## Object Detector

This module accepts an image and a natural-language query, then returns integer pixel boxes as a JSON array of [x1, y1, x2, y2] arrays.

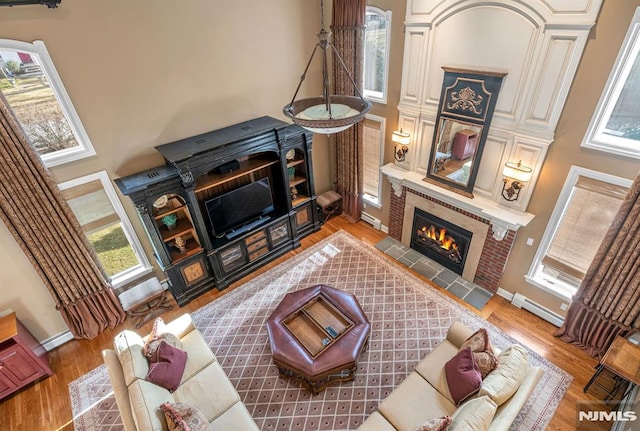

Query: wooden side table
[[0, 311, 53, 400], [584, 336, 640, 400], [118, 277, 173, 328]]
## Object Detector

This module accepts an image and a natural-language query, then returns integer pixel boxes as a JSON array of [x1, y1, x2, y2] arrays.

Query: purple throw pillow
[[444, 347, 482, 405], [146, 340, 187, 392]]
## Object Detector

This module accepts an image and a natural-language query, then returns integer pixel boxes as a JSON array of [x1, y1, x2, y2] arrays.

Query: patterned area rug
[[69, 230, 572, 431]]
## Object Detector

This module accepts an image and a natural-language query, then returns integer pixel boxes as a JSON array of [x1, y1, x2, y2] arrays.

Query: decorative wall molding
[[396, 0, 603, 212]]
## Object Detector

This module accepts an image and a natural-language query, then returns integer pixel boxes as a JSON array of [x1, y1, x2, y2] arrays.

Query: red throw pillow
[[146, 341, 187, 392], [444, 347, 482, 405]]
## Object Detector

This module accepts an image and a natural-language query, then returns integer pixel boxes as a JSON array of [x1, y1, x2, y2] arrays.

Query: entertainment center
[[115, 116, 321, 305]]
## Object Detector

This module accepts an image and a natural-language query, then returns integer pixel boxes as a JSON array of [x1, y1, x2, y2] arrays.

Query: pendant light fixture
[[283, 0, 371, 134]]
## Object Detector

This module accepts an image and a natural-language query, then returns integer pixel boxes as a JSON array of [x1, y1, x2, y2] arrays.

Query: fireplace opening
[[410, 207, 472, 275]]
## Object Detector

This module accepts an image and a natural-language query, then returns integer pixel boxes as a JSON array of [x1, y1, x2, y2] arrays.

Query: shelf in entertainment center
[[289, 176, 307, 187], [169, 240, 202, 262], [287, 159, 305, 168], [195, 158, 279, 193], [153, 204, 186, 220], [292, 195, 310, 207], [158, 219, 195, 242]]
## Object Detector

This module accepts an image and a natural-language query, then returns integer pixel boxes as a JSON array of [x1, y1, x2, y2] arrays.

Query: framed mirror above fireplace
[[424, 67, 507, 197]]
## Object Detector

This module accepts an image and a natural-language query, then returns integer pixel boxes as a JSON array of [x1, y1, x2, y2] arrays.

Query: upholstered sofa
[[357, 321, 544, 431], [102, 314, 259, 431]]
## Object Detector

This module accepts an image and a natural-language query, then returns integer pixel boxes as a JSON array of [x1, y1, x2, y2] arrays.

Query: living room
[[1, 0, 639, 430]]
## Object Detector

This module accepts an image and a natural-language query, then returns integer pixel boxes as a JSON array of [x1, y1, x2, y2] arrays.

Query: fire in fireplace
[[410, 208, 472, 275]]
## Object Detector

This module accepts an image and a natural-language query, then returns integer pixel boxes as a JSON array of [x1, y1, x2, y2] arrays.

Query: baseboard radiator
[[361, 212, 382, 230], [511, 293, 564, 327]]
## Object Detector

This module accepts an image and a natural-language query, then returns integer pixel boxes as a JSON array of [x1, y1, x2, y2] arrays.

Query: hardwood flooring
[[0, 216, 609, 430]]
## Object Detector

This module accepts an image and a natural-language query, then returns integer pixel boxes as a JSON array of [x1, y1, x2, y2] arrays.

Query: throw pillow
[[459, 328, 498, 379], [449, 395, 497, 431], [444, 347, 482, 405], [478, 344, 529, 406], [143, 317, 182, 359], [413, 416, 452, 431], [146, 341, 187, 392], [160, 402, 209, 431]]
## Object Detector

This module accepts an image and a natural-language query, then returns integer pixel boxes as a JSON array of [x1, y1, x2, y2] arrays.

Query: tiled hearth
[[382, 164, 534, 293], [375, 236, 493, 310]]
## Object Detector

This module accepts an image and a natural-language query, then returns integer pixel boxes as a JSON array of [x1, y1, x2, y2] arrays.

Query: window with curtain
[[582, 7, 640, 159], [526, 166, 630, 299], [364, 6, 391, 104], [0, 39, 95, 167], [362, 114, 385, 206], [58, 171, 151, 288]]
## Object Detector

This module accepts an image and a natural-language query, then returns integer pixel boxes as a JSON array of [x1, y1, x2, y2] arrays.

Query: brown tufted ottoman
[[266, 284, 370, 395]]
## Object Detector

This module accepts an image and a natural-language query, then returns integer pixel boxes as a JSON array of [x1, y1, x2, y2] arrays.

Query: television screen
[[205, 177, 274, 237]]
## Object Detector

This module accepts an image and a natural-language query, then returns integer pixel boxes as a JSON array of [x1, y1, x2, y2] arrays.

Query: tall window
[[362, 114, 385, 206], [58, 171, 151, 288], [0, 39, 95, 167], [364, 6, 391, 104], [526, 166, 630, 300], [582, 7, 640, 159]]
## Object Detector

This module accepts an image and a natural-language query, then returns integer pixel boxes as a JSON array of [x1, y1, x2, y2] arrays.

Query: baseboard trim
[[42, 330, 74, 352], [361, 212, 382, 230], [511, 292, 564, 327], [496, 287, 514, 301]]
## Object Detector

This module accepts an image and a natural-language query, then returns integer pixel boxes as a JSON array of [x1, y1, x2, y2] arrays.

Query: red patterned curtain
[[332, 0, 366, 221], [554, 171, 640, 356], [0, 93, 125, 339]]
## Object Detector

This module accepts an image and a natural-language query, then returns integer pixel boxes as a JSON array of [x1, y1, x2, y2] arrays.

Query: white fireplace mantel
[[381, 163, 535, 240]]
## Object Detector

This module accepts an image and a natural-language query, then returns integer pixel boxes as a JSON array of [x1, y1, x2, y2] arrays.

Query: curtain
[[554, 172, 640, 357], [0, 93, 125, 339], [332, 0, 366, 221]]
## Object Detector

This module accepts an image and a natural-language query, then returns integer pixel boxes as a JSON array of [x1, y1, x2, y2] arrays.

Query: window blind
[[362, 118, 382, 199], [543, 176, 626, 281]]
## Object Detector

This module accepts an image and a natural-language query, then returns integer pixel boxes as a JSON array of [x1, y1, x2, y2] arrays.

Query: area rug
[[69, 230, 572, 431]]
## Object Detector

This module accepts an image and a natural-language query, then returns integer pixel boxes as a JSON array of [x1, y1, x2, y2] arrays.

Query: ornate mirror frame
[[424, 67, 506, 197]]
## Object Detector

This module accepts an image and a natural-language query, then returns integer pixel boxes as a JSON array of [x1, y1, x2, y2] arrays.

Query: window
[[526, 166, 630, 300], [582, 7, 640, 158], [0, 39, 95, 167], [362, 114, 385, 206], [58, 171, 151, 288], [364, 6, 391, 104]]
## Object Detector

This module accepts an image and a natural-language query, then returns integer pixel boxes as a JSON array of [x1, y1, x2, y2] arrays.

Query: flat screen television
[[205, 177, 274, 238]]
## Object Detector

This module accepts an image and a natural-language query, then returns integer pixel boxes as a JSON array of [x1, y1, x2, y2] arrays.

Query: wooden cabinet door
[[0, 345, 45, 385], [0, 368, 18, 398]]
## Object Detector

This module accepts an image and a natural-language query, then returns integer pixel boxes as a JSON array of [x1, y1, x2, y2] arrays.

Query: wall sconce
[[502, 160, 533, 201], [393, 129, 410, 162]]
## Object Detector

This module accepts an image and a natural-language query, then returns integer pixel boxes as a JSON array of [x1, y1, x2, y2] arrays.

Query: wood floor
[[0, 216, 609, 430]]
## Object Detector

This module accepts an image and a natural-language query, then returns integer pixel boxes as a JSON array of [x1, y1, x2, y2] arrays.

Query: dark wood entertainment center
[[115, 116, 321, 305]]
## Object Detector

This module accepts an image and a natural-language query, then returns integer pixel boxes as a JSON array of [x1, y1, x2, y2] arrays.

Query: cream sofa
[[357, 322, 544, 431], [102, 314, 259, 431]]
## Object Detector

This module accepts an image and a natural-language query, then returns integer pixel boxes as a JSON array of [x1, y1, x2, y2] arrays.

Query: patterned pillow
[[460, 328, 498, 379], [413, 415, 452, 431], [160, 402, 209, 431], [143, 317, 182, 359]]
